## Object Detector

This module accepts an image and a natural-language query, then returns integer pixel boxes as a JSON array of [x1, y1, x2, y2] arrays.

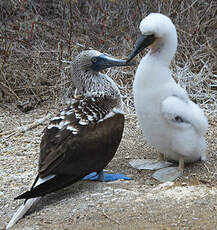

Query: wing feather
[[161, 96, 208, 135], [38, 96, 124, 178]]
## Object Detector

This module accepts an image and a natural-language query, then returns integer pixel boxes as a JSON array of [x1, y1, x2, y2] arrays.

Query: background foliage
[[0, 0, 216, 112]]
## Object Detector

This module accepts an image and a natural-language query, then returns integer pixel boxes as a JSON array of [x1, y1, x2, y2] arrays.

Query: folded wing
[[16, 96, 124, 199], [161, 95, 208, 135]]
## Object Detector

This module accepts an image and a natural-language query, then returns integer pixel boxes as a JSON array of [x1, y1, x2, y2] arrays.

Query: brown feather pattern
[[39, 95, 124, 178]]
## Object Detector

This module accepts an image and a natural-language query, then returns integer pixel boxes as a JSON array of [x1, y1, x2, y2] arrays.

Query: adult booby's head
[[70, 50, 134, 97], [127, 13, 177, 64], [73, 50, 132, 72]]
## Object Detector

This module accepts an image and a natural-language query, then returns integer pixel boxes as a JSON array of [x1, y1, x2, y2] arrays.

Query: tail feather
[[15, 174, 84, 199], [7, 173, 84, 228], [6, 174, 53, 228], [6, 197, 41, 229]]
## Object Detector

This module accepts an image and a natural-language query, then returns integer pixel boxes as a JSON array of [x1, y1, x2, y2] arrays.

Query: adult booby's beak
[[127, 34, 156, 62], [91, 54, 135, 71]]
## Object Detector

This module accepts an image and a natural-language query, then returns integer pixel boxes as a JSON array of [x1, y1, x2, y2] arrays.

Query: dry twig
[[0, 113, 52, 139]]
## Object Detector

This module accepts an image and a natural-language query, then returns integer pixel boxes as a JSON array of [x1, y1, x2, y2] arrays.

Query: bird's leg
[[81, 170, 131, 182], [152, 155, 184, 182], [178, 155, 184, 172], [97, 170, 105, 181], [158, 153, 165, 161]]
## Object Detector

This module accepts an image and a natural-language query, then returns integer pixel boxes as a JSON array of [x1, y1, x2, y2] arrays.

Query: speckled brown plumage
[[14, 50, 129, 199], [39, 96, 124, 179]]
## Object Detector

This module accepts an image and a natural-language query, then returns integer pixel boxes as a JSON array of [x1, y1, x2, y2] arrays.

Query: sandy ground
[[0, 104, 217, 230]]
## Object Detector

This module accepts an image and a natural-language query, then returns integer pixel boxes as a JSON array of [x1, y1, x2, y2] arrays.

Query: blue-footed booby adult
[[6, 50, 133, 229], [127, 13, 208, 182]]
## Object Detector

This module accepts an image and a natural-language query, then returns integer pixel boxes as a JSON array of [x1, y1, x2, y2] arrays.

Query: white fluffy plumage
[[133, 13, 208, 163]]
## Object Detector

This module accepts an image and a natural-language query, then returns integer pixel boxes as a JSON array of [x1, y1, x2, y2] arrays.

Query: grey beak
[[127, 34, 156, 62], [91, 54, 135, 71]]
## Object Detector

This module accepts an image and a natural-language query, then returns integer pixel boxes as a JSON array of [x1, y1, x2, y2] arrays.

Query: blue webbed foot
[[82, 171, 131, 182]]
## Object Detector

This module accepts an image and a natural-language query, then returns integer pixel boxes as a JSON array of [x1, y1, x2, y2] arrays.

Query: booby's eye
[[91, 57, 97, 63], [149, 34, 155, 38]]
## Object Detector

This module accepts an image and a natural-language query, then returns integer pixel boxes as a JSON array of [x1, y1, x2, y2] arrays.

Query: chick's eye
[[92, 57, 97, 63], [149, 34, 155, 38]]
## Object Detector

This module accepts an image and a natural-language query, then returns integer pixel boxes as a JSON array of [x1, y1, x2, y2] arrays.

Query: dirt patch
[[0, 104, 217, 229]]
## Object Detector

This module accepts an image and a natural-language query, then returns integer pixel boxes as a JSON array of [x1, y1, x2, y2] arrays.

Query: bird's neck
[[71, 68, 121, 100], [134, 34, 177, 90], [148, 32, 177, 66]]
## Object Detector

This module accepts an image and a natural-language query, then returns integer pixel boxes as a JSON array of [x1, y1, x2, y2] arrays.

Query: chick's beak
[[127, 34, 156, 62]]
